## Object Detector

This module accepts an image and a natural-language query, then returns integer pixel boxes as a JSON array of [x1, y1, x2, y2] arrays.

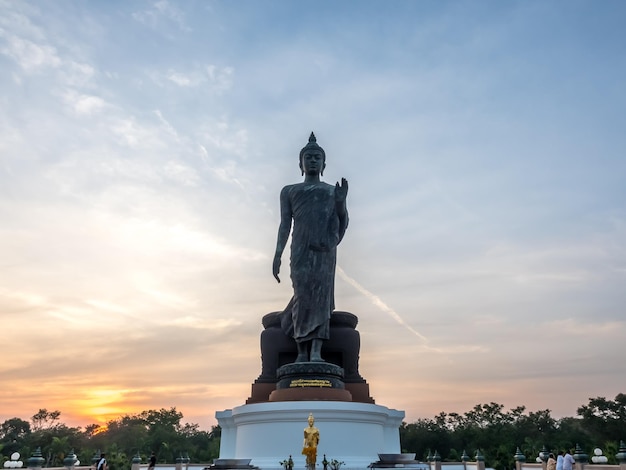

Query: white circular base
[[216, 401, 405, 469]]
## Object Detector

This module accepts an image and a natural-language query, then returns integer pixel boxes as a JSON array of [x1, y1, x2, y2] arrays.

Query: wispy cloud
[[148, 65, 234, 93], [0, 31, 61, 70], [63, 90, 108, 115], [132, 0, 191, 33], [337, 265, 429, 342], [337, 265, 486, 355]]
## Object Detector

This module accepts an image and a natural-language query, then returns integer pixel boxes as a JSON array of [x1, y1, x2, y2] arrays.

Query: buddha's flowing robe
[[279, 181, 347, 343]]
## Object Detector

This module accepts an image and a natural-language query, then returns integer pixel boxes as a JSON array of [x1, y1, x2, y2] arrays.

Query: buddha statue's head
[[299, 132, 326, 176]]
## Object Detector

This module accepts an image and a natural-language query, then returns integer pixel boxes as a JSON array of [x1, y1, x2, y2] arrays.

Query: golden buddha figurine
[[302, 413, 320, 469]]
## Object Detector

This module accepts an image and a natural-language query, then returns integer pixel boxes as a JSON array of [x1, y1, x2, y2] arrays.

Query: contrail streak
[[336, 265, 429, 343]]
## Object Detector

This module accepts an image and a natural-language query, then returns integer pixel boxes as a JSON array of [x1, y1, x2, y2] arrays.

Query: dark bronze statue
[[272, 132, 349, 362]]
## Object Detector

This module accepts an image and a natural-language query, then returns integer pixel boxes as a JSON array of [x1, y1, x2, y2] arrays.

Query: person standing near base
[[556, 451, 564, 470], [96, 453, 106, 470], [563, 449, 576, 470], [547, 453, 557, 470]]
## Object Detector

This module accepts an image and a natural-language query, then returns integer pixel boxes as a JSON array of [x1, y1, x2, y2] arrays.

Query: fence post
[[514, 447, 526, 470], [540, 446, 550, 470], [63, 450, 78, 470], [461, 450, 470, 470], [433, 450, 442, 470], [574, 443, 588, 470], [615, 441, 626, 470], [26, 448, 45, 470], [475, 449, 485, 470]]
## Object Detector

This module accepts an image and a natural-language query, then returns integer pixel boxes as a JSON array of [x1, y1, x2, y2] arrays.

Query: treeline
[[0, 408, 220, 470], [400, 394, 626, 470], [1, 395, 624, 470]]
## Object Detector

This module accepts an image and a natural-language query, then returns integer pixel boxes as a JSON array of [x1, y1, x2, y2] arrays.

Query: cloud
[[150, 64, 234, 93], [205, 65, 234, 93], [63, 90, 108, 115], [337, 266, 489, 355], [337, 266, 429, 342], [111, 117, 163, 149], [0, 31, 61, 71], [166, 316, 242, 330], [132, 0, 191, 33], [163, 160, 200, 186], [544, 318, 625, 338], [167, 70, 194, 87], [62, 61, 97, 87], [198, 121, 248, 158]]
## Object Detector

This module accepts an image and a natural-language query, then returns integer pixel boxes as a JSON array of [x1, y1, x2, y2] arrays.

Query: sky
[[1, 0, 625, 431]]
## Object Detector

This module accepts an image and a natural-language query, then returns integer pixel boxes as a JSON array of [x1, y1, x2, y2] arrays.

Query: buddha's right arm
[[275, 188, 292, 258], [275, 220, 291, 258]]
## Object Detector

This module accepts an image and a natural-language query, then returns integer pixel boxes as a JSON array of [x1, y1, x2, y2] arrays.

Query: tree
[[399, 403, 562, 470], [577, 394, 626, 444], [0, 418, 31, 441], [47, 436, 69, 467], [31, 409, 61, 431], [84, 424, 101, 438], [1, 409, 220, 466]]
